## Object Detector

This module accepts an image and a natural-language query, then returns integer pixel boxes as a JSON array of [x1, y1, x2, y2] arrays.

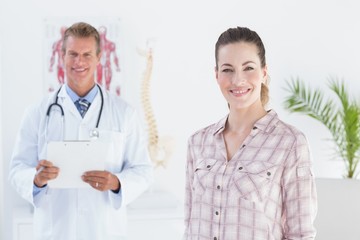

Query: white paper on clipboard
[[47, 141, 113, 188]]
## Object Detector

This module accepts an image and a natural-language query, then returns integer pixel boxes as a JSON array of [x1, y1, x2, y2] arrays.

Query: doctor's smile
[[72, 67, 88, 72]]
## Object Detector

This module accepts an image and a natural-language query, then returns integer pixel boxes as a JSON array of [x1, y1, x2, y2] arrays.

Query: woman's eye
[[244, 66, 254, 71], [222, 69, 233, 73]]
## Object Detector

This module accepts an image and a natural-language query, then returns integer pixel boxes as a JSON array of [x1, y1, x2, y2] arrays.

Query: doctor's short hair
[[61, 22, 101, 55]]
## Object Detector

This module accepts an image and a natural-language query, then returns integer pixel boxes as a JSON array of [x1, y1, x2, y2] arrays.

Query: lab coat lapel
[[57, 86, 81, 119], [58, 85, 103, 123]]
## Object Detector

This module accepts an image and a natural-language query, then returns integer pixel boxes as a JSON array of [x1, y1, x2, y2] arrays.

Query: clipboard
[[47, 141, 112, 188]]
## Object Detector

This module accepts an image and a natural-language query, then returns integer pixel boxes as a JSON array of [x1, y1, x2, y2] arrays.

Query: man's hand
[[82, 171, 121, 192], [34, 160, 60, 187]]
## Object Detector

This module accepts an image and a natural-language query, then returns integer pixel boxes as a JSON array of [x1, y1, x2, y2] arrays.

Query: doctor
[[9, 22, 153, 240]]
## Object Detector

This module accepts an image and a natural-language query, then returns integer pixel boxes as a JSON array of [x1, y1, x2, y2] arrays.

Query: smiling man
[[9, 22, 153, 240]]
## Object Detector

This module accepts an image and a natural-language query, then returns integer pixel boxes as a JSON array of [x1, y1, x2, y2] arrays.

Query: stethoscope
[[46, 84, 104, 140]]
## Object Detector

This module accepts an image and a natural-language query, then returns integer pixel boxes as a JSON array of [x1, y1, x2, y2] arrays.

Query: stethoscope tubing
[[46, 87, 64, 117], [96, 85, 104, 129]]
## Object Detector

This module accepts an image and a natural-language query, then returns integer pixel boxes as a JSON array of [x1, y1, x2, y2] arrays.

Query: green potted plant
[[283, 77, 360, 178]]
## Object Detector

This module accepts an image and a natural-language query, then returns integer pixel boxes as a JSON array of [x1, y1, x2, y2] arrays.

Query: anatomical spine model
[[138, 43, 174, 168]]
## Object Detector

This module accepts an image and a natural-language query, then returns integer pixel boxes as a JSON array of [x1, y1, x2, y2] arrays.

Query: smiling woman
[[184, 26, 317, 240], [216, 42, 267, 123]]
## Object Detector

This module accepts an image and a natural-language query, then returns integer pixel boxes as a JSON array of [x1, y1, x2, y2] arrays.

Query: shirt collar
[[212, 109, 279, 135], [65, 84, 98, 103], [212, 116, 227, 135]]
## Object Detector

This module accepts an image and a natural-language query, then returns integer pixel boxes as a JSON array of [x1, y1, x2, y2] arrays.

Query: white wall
[[0, 39, 4, 239], [1, 0, 360, 239]]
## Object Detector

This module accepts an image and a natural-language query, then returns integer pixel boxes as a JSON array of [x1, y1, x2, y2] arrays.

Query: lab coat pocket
[[98, 130, 125, 172], [232, 161, 277, 201], [107, 205, 127, 236], [33, 195, 53, 240], [192, 158, 217, 196]]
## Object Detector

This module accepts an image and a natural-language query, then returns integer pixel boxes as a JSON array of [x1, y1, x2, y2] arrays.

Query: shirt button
[[215, 211, 219, 215], [207, 165, 211, 168], [267, 172, 271, 176], [217, 185, 220, 190], [242, 144, 246, 148], [238, 167, 243, 170], [253, 126, 257, 130], [214, 237, 217, 240]]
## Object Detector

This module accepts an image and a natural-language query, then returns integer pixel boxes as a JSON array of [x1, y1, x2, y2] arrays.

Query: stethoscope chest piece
[[90, 128, 100, 139]]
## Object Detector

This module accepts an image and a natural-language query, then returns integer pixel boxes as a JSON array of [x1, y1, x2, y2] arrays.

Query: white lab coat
[[9, 85, 153, 240]]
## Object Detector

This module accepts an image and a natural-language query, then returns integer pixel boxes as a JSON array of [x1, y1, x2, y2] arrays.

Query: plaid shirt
[[184, 110, 317, 240]]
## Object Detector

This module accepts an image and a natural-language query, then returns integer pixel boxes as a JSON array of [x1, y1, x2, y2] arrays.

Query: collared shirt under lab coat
[[9, 85, 153, 240]]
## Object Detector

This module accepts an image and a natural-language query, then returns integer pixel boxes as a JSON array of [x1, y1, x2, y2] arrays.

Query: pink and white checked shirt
[[184, 110, 317, 240]]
